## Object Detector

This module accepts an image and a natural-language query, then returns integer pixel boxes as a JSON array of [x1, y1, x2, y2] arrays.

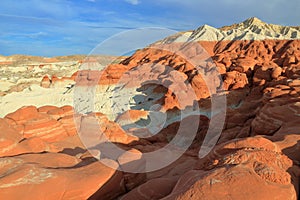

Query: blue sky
[[0, 0, 299, 56]]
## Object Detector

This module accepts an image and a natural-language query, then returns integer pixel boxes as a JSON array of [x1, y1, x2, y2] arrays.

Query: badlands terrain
[[0, 17, 300, 199]]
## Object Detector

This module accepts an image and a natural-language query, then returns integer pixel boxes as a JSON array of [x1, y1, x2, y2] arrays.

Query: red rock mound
[[3, 34, 300, 199], [163, 137, 296, 200]]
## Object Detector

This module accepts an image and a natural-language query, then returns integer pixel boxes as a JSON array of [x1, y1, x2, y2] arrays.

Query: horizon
[[1, 0, 300, 57]]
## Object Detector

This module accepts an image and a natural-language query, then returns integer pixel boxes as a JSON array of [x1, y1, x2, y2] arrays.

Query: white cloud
[[125, 0, 140, 5]]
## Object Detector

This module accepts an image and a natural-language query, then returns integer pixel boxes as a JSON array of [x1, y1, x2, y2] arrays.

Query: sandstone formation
[[0, 18, 300, 199]]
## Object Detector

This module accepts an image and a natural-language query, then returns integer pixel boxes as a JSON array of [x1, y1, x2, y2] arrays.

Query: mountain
[[159, 17, 300, 43]]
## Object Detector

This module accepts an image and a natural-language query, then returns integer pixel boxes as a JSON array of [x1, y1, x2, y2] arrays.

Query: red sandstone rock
[[37, 105, 58, 113], [223, 71, 248, 90], [166, 137, 296, 200], [5, 106, 39, 124], [233, 57, 257, 72], [22, 113, 68, 142], [121, 177, 177, 200], [59, 115, 77, 136], [3, 34, 300, 200], [0, 119, 22, 157], [164, 166, 295, 200], [40, 75, 51, 88], [0, 156, 125, 200], [4, 106, 73, 142]]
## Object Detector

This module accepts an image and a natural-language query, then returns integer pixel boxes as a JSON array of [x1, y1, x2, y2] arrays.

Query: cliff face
[[0, 18, 300, 199]]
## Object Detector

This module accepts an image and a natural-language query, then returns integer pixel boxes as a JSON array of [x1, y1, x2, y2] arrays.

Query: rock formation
[[0, 17, 300, 199]]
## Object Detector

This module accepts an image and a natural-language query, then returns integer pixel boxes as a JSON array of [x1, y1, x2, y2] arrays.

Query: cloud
[[124, 0, 140, 5], [10, 32, 48, 39]]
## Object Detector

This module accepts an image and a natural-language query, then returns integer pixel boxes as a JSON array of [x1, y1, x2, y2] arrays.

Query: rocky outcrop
[[1, 18, 300, 200], [0, 155, 125, 200], [163, 137, 296, 200]]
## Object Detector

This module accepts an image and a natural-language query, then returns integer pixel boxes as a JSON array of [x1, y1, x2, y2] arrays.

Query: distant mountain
[[158, 17, 300, 43]]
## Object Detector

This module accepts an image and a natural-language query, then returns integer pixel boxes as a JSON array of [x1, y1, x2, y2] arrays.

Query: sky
[[0, 0, 299, 56]]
